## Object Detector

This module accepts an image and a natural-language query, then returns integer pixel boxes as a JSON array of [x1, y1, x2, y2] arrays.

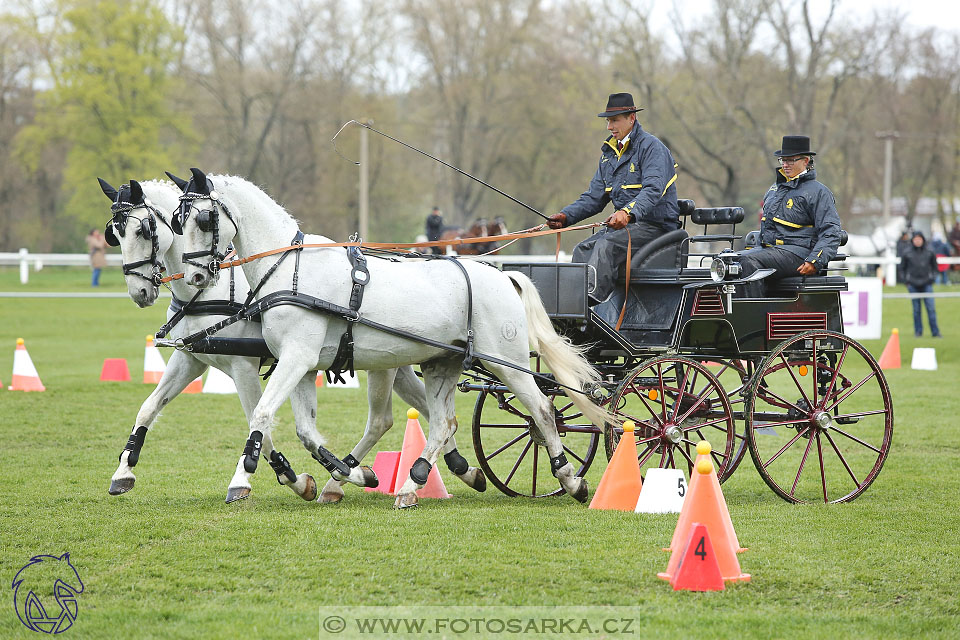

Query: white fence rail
[[3, 248, 960, 284]]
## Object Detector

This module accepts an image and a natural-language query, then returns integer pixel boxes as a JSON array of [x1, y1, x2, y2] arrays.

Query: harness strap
[[327, 244, 370, 385], [244, 230, 304, 306], [171, 290, 591, 398], [441, 256, 476, 369], [156, 289, 204, 339]]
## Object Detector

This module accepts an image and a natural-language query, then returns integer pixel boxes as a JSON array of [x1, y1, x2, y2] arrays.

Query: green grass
[[1, 266, 959, 639]]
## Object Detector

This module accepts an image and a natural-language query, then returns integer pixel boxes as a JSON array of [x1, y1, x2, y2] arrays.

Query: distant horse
[[438, 216, 508, 255]]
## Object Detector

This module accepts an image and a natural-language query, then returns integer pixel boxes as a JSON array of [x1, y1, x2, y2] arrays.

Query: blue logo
[[12, 553, 84, 634]]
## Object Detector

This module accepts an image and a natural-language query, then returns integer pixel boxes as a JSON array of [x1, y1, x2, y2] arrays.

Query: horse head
[[170, 167, 238, 289], [98, 177, 175, 307]]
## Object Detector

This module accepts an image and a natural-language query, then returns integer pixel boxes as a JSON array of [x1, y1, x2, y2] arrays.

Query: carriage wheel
[[699, 358, 752, 477], [471, 389, 602, 497], [605, 356, 737, 482], [745, 330, 893, 503]]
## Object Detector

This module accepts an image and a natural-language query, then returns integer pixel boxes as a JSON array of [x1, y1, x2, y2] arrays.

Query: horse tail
[[505, 271, 617, 430]]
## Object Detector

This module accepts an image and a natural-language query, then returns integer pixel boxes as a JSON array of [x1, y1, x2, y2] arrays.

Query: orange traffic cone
[[100, 358, 131, 382], [315, 371, 324, 388], [364, 451, 402, 494], [660, 459, 750, 583], [667, 441, 744, 553], [143, 335, 166, 383], [589, 420, 643, 510], [183, 376, 203, 394], [878, 328, 901, 370], [661, 522, 725, 591], [391, 408, 451, 498], [9, 338, 45, 391]]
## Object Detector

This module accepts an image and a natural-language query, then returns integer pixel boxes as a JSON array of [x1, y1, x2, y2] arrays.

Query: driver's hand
[[546, 213, 567, 229], [605, 209, 631, 230], [797, 261, 817, 276]]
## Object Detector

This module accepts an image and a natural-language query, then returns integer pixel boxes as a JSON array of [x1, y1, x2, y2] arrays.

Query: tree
[[15, 0, 192, 246]]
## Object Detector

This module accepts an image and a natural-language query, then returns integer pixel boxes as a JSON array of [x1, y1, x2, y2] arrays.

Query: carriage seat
[[619, 228, 690, 281]]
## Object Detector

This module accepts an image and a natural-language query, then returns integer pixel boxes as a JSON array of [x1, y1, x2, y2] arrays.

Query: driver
[[738, 135, 843, 296], [547, 92, 680, 304]]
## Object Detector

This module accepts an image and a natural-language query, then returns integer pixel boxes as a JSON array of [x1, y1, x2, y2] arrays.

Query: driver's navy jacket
[[759, 168, 843, 268], [561, 121, 680, 229]]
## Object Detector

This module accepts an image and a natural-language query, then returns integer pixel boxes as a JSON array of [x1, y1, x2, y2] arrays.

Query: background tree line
[[1, 0, 958, 253]]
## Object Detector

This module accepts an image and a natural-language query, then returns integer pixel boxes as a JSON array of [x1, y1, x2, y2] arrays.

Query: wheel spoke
[[675, 385, 714, 424], [531, 445, 539, 495], [756, 384, 809, 415], [816, 432, 828, 503], [676, 445, 695, 470], [670, 363, 693, 420], [822, 344, 849, 406], [503, 439, 533, 486], [562, 444, 586, 466], [823, 430, 861, 486], [637, 443, 658, 468], [751, 416, 812, 429], [657, 363, 669, 423], [826, 370, 878, 412], [790, 432, 816, 497], [832, 409, 889, 421], [485, 432, 528, 461], [681, 437, 730, 460], [632, 385, 664, 426], [678, 415, 729, 431], [809, 338, 819, 409], [762, 427, 811, 469], [829, 426, 882, 453], [779, 352, 813, 409]]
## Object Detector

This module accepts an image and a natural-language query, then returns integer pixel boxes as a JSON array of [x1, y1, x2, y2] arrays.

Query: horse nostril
[[139, 288, 148, 299]]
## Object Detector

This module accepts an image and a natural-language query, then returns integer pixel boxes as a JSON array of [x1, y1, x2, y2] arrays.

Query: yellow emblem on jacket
[[630, 162, 635, 172], [786, 198, 793, 209]]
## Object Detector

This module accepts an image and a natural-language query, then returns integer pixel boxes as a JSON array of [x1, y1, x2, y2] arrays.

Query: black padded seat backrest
[[691, 207, 744, 226], [839, 229, 848, 246], [627, 228, 690, 271], [678, 199, 696, 215]]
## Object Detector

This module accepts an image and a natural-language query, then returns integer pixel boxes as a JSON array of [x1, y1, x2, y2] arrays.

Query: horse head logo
[[12, 553, 84, 634]]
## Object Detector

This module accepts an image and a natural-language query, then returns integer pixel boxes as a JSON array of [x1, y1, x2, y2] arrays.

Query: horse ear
[[165, 171, 189, 191], [98, 177, 118, 201], [129, 180, 144, 204], [189, 168, 209, 194]]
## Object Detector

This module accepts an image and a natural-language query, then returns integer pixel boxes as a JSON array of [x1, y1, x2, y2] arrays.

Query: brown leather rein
[[159, 222, 604, 284]]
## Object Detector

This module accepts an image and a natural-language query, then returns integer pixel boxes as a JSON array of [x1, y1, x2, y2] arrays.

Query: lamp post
[[358, 118, 372, 241], [877, 131, 899, 285]]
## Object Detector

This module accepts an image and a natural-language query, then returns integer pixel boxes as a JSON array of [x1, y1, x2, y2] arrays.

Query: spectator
[[425, 206, 444, 255], [895, 229, 912, 284], [900, 231, 941, 337], [930, 233, 952, 285], [85, 228, 107, 287]]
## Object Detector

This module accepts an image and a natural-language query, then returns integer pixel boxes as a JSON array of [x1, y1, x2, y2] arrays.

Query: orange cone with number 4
[[589, 420, 643, 510], [660, 458, 749, 583], [878, 328, 901, 370], [662, 523, 725, 591], [9, 338, 45, 391]]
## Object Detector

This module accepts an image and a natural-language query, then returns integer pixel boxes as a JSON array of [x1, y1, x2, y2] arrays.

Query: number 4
[[695, 536, 707, 561]]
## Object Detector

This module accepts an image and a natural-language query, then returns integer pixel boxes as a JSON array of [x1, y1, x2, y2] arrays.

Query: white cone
[[634, 468, 687, 514], [911, 347, 938, 370], [324, 370, 359, 388], [202, 366, 238, 394], [9, 338, 45, 391], [143, 336, 166, 383]]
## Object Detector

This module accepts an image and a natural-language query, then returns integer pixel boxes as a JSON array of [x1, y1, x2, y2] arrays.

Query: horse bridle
[[105, 198, 173, 288], [173, 189, 237, 279]]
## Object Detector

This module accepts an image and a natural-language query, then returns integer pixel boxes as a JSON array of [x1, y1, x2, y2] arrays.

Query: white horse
[[98, 178, 460, 504], [173, 168, 613, 508]]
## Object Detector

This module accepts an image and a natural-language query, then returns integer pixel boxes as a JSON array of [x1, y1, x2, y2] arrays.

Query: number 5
[[678, 477, 686, 497]]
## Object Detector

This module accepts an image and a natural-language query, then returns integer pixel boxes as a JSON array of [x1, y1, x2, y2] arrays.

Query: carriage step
[[834, 416, 860, 425]]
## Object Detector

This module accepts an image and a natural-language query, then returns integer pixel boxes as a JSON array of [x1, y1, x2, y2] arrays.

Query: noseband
[[174, 190, 237, 279], [106, 199, 172, 288]]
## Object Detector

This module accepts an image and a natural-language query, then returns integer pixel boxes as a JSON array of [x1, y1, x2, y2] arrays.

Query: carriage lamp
[[710, 250, 743, 282]]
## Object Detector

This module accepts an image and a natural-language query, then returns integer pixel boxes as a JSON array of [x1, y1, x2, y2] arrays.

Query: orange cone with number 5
[[589, 420, 643, 511], [659, 458, 749, 583]]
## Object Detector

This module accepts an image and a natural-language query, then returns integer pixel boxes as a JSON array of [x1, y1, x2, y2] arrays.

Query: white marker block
[[910, 347, 938, 371], [202, 367, 238, 394], [635, 468, 687, 514]]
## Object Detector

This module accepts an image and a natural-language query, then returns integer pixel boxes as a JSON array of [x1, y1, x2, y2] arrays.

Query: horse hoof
[[225, 486, 251, 503], [299, 474, 318, 501], [360, 466, 379, 488], [458, 467, 487, 493], [318, 490, 344, 504], [108, 477, 135, 495], [393, 493, 419, 510], [571, 478, 589, 504]]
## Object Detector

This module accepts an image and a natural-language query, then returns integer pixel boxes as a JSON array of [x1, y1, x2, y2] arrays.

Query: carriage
[[462, 199, 893, 504]]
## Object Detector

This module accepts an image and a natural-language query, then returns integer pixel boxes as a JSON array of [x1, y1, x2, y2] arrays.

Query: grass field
[[1, 266, 959, 639]]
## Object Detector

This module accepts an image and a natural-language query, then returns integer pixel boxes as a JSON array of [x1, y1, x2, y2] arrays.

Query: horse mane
[[209, 174, 301, 227]]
